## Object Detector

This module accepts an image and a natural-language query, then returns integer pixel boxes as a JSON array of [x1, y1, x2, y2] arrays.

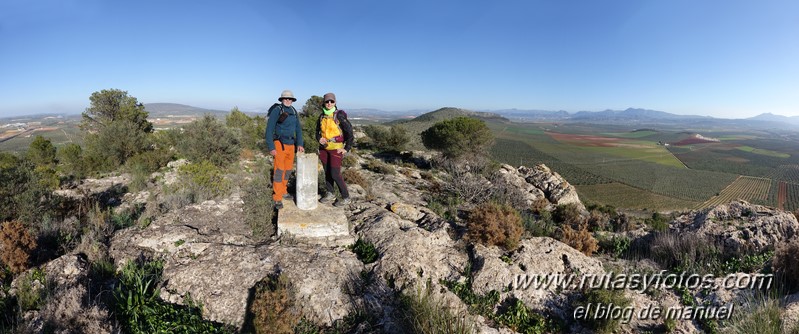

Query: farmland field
[[576, 182, 699, 212], [488, 120, 799, 211], [697, 176, 771, 209]]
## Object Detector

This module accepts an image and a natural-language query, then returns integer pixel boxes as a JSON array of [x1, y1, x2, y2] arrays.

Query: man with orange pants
[[265, 90, 305, 210]]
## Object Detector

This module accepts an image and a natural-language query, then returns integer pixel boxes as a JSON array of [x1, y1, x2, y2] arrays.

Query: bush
[[553, 203, 585, 227], [350, 239, 379, 264], [467, 203, 523, 250], [397, 281, 475, 334], [720, 293, 785, 334], [342, 168, 368, 187], [26, 135, 56, 167], [363, 125, 410, 152], [341, 153, 359, 168], [0, 221, 37, 274], [226, 107, 266, 151], [177, 114, 241, 167], [648, 232, 722, 274], [421, 117, 494, 159], [365, 159, 395, 175], [81, 89, 153, 171], [250, 274, 300, 334], [57, 143, 87, 179], [114, 259, 230, 333], [242, 162, 275, 240], [17, 268, 48, 312], [175, 161, 231, 202], [559, 222, 599, 256], [645, 212, 670, 232], [773, 239, 799, 293], [574, 288, 631, 334]]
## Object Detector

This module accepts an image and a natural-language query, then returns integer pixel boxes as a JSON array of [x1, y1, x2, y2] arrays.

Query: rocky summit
[[8, 151, 799, 333]]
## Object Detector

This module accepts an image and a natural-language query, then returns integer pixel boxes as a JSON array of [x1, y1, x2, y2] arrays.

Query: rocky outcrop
[[498, 164, 585, 211], [11, 254, 119, 334], [672, 200, 799, 256], [471, 238, 605, 317]]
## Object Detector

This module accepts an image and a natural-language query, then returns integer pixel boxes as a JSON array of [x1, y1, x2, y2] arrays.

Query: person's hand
[[297, 146, 305, 153], [269, 149, 277, 156], [319, 138, 327, 145], [336, 148, 347, 154]]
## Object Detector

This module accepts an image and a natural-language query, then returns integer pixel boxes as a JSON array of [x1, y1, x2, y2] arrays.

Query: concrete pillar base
[[277, 199, 354, 247]]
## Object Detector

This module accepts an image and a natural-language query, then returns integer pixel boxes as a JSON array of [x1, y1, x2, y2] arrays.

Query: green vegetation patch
[[736, 145, 790, 158], [576, 183, 699, 211], [601, 130, 658, 138]]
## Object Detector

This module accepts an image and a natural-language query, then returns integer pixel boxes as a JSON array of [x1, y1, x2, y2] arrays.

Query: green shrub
[[26, 135, 56, 167], [421, 117, 493, 159], [114, 259, 230, 333], [242, 161, 275, 240], [177, 114, 240, 167], [552, 203, 585, 227], [226, 107, 266, 151], [397, 281, 475, 334], [176, 160, 231, 202], [250, 274, 300, 334], [342, 154, 359, 168], [721, 293, 783, 334], [342, 168, 369, 188], [522, 210, 557, 238], [350, 239, 379, 264], [363, 125, 410, 152], [81, 89, 153, 171], [365, 159, 395, 175], [649, 232, 722, 274], [496, 298, 560, 334], [467, 202, 523, 251], [645, 212, 670, 232], [574, 288, 631, 334], [17, 268, 47, 311]]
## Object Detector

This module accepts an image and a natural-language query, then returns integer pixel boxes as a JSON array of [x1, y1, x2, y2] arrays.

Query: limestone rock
[[673, 200, 799, 256], [264, 245, 364, 326], [471, 238, 605, 317], [497, 164, 585, 211], [518, 164, 585, 210]]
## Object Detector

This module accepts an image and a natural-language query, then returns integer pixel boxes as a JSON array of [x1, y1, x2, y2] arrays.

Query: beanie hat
[[323, 92, 336, 102], [279, 90, 297, 102]]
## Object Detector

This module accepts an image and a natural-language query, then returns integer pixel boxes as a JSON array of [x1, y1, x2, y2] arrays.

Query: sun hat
[[279, 90, 297, 102], [323, 92, 336, 103]]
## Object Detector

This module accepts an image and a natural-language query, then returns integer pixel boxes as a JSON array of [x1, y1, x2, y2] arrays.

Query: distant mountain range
[[143, 103, 228, 117], [136, 103, 798, 131]]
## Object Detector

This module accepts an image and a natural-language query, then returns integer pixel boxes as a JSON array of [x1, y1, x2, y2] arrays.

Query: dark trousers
[[319, 149, 349, 198]]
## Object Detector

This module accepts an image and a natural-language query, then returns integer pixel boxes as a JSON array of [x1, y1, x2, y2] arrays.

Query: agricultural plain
[[489, 121, 799, 212]]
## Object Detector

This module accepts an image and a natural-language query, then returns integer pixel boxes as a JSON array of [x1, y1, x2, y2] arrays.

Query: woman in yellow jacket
[[316, 93, 354, 207]]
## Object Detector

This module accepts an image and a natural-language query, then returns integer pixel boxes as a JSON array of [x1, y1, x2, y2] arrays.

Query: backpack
[[268, 103, 294, 124]]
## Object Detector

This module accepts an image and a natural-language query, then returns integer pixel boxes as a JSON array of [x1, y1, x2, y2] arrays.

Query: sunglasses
[[324, 100, 335, 104]]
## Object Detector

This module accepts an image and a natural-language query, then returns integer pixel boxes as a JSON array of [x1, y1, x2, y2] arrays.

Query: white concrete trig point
[[277, 153, 353, 246]]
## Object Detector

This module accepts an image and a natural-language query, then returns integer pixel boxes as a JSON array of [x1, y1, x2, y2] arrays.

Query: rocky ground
[[8, 151, 799, 333]]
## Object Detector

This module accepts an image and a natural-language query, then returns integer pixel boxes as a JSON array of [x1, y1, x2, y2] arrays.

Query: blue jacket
[[265, 103, 304, 151]]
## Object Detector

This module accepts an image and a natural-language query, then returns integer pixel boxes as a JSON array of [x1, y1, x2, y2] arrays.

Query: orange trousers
[[272, 140, 295, 201]]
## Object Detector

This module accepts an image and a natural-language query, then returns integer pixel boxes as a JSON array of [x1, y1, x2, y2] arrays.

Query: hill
[[144, 103, 228, 117], [386, 107, 509, 150]]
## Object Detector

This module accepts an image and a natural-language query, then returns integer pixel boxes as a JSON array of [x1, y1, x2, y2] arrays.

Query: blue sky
[[1, 0, 797, 118]]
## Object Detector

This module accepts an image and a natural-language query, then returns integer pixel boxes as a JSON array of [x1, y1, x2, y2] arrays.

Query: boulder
[[673, 200, 799, 256]]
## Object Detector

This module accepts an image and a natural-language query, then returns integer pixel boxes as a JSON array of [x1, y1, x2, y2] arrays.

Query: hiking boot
[[333, 197, 351, 207], [274, 201, 283, 210], [320, 192, 336, 204], [283, 193, 293, 200]]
